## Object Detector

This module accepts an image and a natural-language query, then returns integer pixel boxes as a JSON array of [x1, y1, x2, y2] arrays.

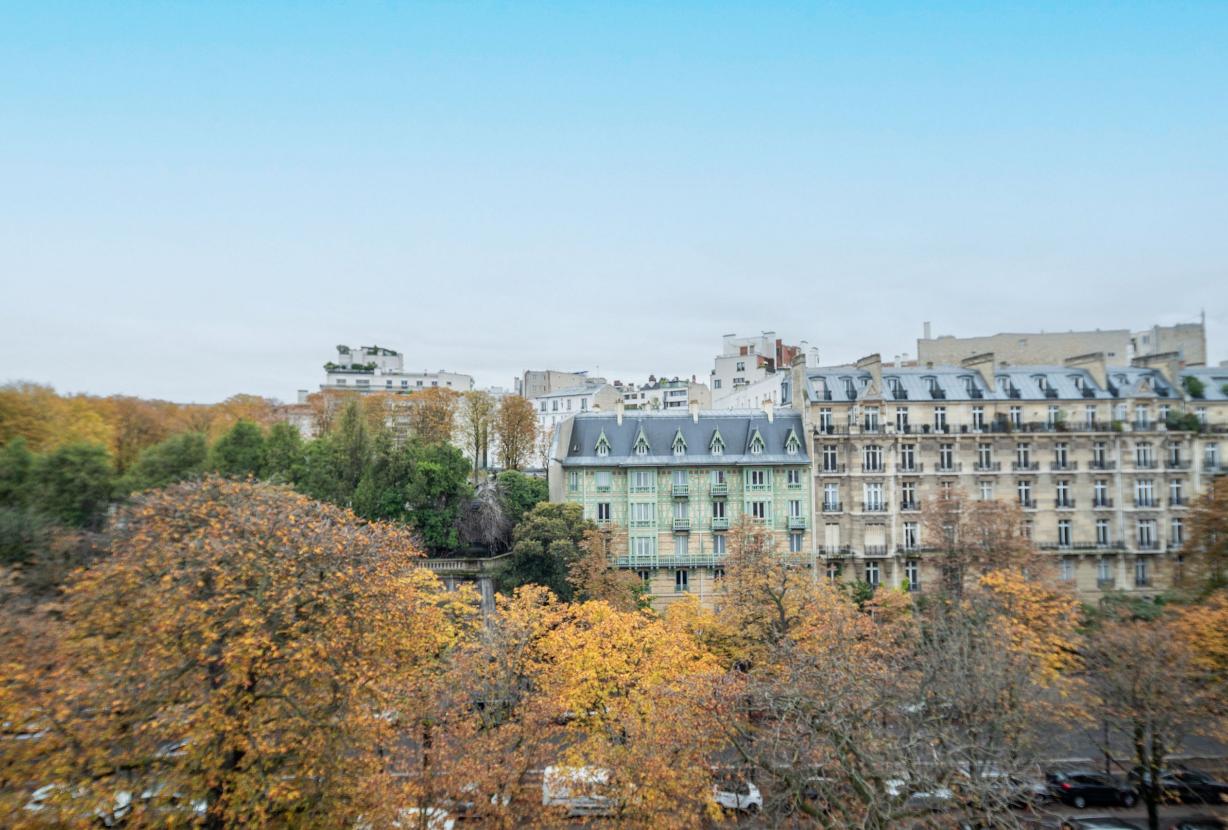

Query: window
[[1057, 520, 1071, 548], [630, 502, 656, 525], [595, 433, 611, 457], [823, 483, 840, 510], [674, 533, 688, 556], [736, 361, 745, 372], [1085, 405, 1097, 427], [1135, 558, 1150, 587], [979, 480, 993, 501], [672, 469, 687, 488], [789, 499, 802, 518], [977, 443, 992, 469], [673, 435, 686, 456], [896, 407, 910, 432], [1097, 558, 1112, 583], [1056, 480, 1070, 507], [1009, 406, 1022, 428], [749, 432, 764, 454], [712, 499, 726, 519], [863, 445, 883, 471], [1136, 442, 1153, 467], [900, 444, 916, 471], [1093, 479, 1108, 506], [1054, 443, 1068, 468], [674, 570, 689, 592], [565, 399, 572, 411], [901, 481, 917, 508], [787, 469, 801, 487], [934, 407, 947, 431], [712, 379, 721, 390], [1137, 519, 1156, 548], [1092, 441, 1107, 467], [904, 559, 920, 590], [595, 471, 613, 491], [1047, 405, 1060, 427], [1016, 443, 1031, 468], [597, 503, 611, 522], [903, 522, 918, 549], [1169, 479, 1183, 506], [631, 536, 656, 561], [637, 569, 651, 584], [863, 482, 884, 511], [1060, 558, 1074, 581], [1096, 519, 1110, 547], [938, 443, 954, 471], [552, 400, 558, 412], [785, 432, 801, 455], [750, 501, 768, 520], [826, 562, 840, 581], [972, 406, 984, 431], [1197, 407, 1208, 425], [749, 469, 767, 488], [819, 408, 833, 432], [1135, 479, 1155, 507], [1171, 517, 1184, 548], [1168, 443, 1182, 466], [1206, 443, 1220, 469], [864, 407, 880, 432], [1017, 479, 1033, 507], [822, 444, 839, 471], [789, 532, 803, 553], [568, 471, 579, 491], [713, 534, 726, 555], [1135, 406, 1150, 429], [713, 566, 725, 580], [630, 470, 654, 491], [711, 469, 726, 486], [865, 561, 880, 587]]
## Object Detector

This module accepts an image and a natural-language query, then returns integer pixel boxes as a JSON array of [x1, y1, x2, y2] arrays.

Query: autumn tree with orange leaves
[[0, 478, 476, 830]]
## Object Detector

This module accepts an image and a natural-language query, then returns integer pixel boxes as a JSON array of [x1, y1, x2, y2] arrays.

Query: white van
[[541, 766, 616, 817]]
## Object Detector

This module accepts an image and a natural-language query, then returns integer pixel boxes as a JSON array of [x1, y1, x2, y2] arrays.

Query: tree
[[263, 422, 306, 483], [209, 420, 267, 478], [2, 478, 477, 829], [27, 443, 115, 530], [922, 494, 1039, 596], [120, 431, 208, 493], [103, 395, 175, 473], [496, 502, 592, 599], [408, 387, 459, 446], [298, 401, 374, 506], [456, 479, 512, 552], [0, 438, 34, 507], [457, 391, 495, 482], [568, 524, 642, 610], [496, 469, 548, 527], [1180, 478, 1228, 592], [494, 395, 536, 471], [1083, 616, 1215, 830], [403, 441, 472, 554]]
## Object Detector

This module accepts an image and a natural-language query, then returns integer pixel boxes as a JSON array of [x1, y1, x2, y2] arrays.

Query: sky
[[1, 1, 1226, 403]]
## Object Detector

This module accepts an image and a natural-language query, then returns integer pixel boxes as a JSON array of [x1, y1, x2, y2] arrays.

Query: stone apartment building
[[786, 351, 1228, 598], [549, 402, 811, 609]]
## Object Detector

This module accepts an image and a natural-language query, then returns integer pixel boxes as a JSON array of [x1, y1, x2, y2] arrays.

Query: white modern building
[[321, 345, 474, 394], [710, 332, 818, 408], [619, 376, 712, 411]]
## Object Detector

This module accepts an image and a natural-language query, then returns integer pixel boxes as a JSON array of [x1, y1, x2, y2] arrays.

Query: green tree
[[351, 432, 415, 522], [0, 438, 34, 507], [496, 502, 593, 600], [496, 470, 548, 528], [299, 401, 374, 506], [264, 422, 306, 483], [404, 441, 472, 553], [28, 443, 115, 530], [121, 432, 208, 493], [209, 420, 267, 478]]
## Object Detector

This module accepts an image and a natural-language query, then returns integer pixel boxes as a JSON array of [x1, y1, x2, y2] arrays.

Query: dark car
[[1130, 768, 1228, 805], [1047, 771, 1137, 809], [1166, 818, 1226, 830], [1059, 819, 1142, 830]]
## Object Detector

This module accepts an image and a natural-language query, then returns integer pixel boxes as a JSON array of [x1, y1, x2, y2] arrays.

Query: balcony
[[1089, 460, 1116, 470], [898, 462, 923, 474], [1135, 540, 1160, 551], [935, 461, 962, 473], [672, 517, 691, 532], [862, 463, 885, 473], [820, 463, 847, 475], [710, 482, 728, 497], [864, 545, 891, 557], [900, 500, 921, 512], [1050, 461, 1078, 471], [1097, 578, 1116, 590], [1134, 499, 1159, 509], [1093, 498, 1114, 508], [819, 545, 852, 558], [1012, 461, 1040, 472], [1134, 459, 1158, 470], [821, 501, 843, 513], [629, 518, 657, 529], [1019, 498, 1037, 509], [1055, 498, 1076, 509], [1166, 460, 1191, 470], [974, 462, 1001, 472], [787, 516, 807, 530], [671, 483, 689, 498], [629, 484, 655, 494], [595, 484, 612, 493], [711, 516, 730, 530], [1168, 497, 1187, 508], [859, 501, 889, 513]]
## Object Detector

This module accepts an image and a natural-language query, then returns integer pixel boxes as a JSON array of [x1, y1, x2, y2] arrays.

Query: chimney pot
[[615, 398, 624, 426]]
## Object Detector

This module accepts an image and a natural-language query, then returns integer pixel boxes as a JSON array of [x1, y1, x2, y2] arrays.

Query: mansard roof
[[563, 411, 808, 467]]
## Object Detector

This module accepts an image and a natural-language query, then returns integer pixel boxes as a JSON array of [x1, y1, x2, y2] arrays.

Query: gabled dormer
[[710, 429, 725, 456], [784, 428, 801, 456], [672, 428, 687, 456], [633, 425, 651, 456], [748, 428, 765, 456], [594, 430, 611, 458]]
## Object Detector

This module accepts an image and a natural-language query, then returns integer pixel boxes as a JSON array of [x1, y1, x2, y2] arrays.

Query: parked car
[[541, 766, 616, 817], [1128, 768, 1228, 805], [1166, 817, 1227, 830], [1047, 771, 1137, 809], [713, 780, 761, 813], [885, 777, 955, 812], [1059, 819, 1143, 830]]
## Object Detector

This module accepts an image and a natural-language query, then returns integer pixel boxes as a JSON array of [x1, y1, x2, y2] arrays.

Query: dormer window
[[785, 429, 801, 456], [749, 430, 765, 455], [710, 430, 725, 456], [1071, 375, 1084, 391], [595, 431, 611, 458], [633, 428, 650, 456], [672, 429, 687, 457]]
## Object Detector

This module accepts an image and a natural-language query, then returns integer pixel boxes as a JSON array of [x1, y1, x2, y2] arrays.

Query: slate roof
[[562, 411, 807, 467], [1180, 367, 1228, 402], [803, 364, 1194, 404]]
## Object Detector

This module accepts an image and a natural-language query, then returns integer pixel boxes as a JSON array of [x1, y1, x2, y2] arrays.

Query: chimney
[[923, 321, 932, 340], [960, 352, 996, 389], [854, 353, 882, 391], [689, 400, 700, 423], [1131, 351, 1183, 386], [762, 399, 775, 423], [297, 389, 309, 404], [615, 398, 624, 426], [1065, 352, 1109, 390]]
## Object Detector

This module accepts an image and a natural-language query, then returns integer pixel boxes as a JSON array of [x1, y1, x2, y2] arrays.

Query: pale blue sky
[[1, 2, 1225, 402]]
